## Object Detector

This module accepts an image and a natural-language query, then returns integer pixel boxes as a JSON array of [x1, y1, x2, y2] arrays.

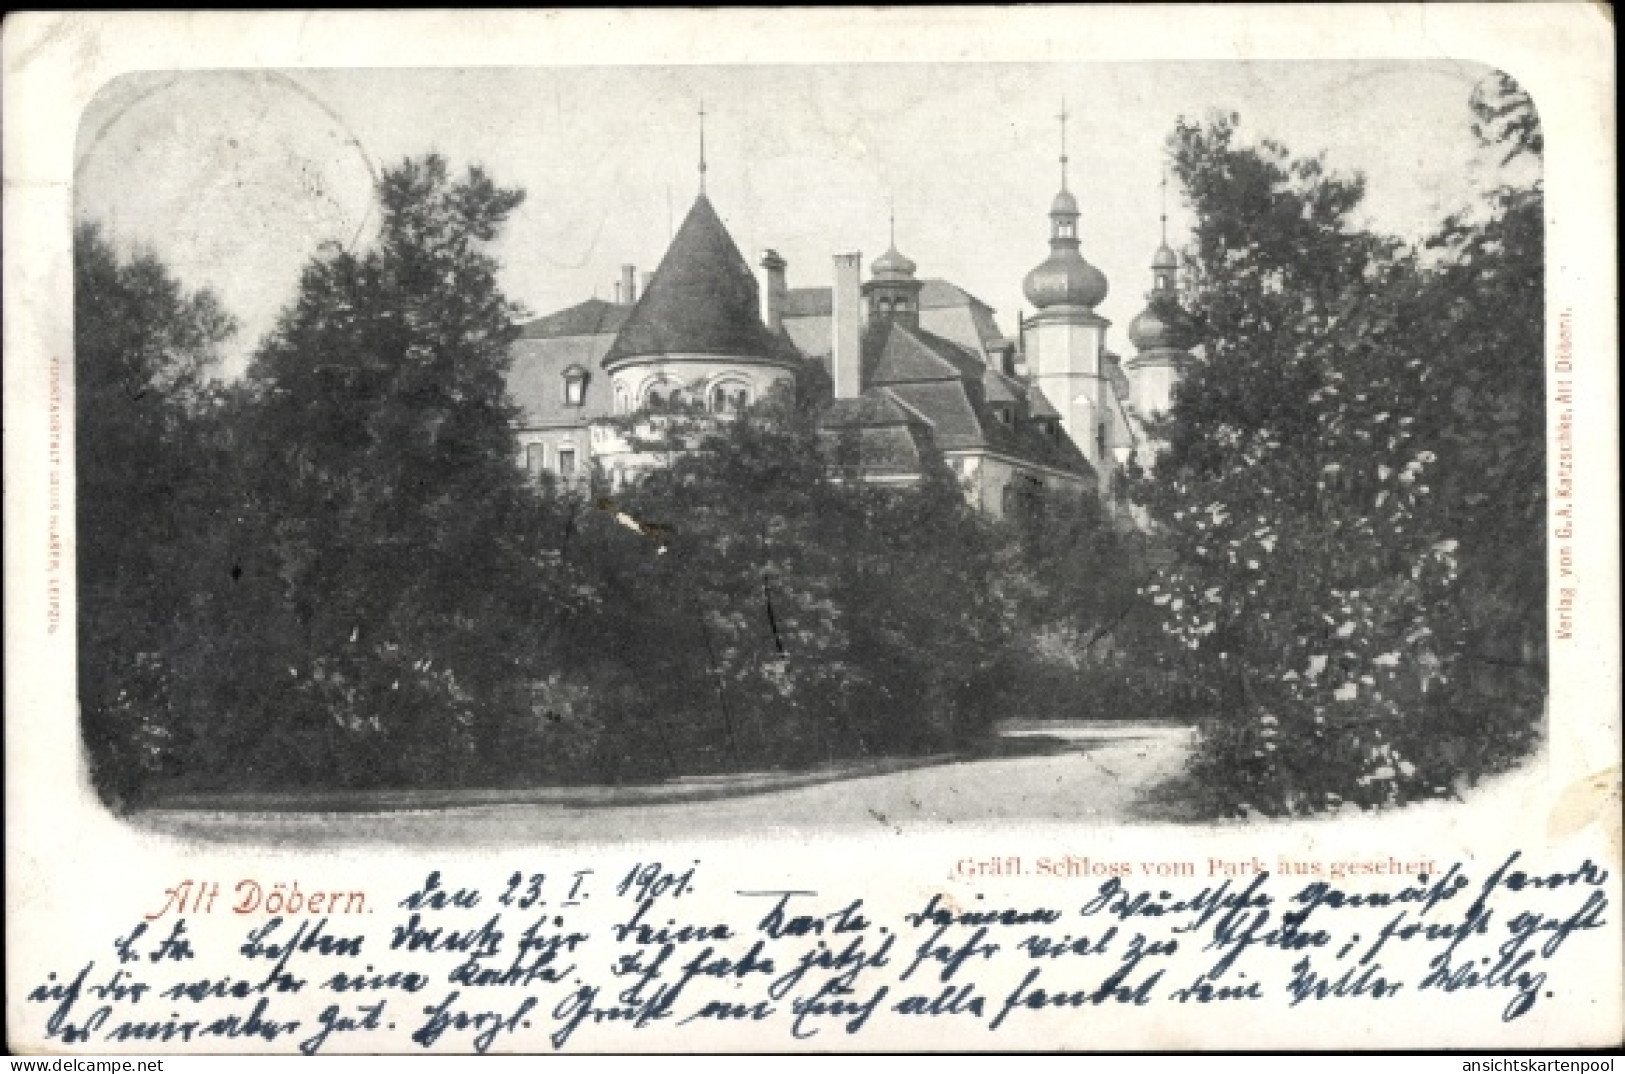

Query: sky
[[74, 61, 1527, 377]]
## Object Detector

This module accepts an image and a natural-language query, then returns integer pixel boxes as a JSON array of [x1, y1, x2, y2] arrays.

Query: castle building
[[506, 112, 1195, 519]]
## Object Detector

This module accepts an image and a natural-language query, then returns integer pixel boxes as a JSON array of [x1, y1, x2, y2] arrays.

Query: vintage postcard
[[5, 7, 1619, 1054]]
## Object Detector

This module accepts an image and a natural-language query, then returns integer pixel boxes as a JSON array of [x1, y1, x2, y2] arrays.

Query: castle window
[[710, 383, 750, 413], [525, 443, 546, 475], [647, 388, 664, 409], [557, 448, 577, 478], [1096, 422, 1108, 459], [563, 365, 588, 406]]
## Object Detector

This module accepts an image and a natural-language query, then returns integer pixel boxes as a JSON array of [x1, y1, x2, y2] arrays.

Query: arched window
[[710, 382, 751, 413], [647, 389, 664, 409], [563, 365, 588, 406], [614, 384, 630, 414]]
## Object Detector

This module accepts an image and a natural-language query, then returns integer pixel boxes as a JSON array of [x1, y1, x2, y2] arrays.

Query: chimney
[[613, 280, 623, 304], [621, 264, 638, 305], [641, 270, 654, 295], [832, 252, 864, 400], [760, 249, 788, 332]]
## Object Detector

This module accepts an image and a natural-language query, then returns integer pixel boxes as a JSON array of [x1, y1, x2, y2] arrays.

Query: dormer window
[[563, 365, 588, 407]]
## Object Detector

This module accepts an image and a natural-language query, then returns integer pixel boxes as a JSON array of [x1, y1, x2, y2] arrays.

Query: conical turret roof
[[603, 194, 801, 368]]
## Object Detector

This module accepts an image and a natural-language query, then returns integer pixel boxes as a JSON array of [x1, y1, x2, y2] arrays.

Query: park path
[[135, 720, 1197, 848]]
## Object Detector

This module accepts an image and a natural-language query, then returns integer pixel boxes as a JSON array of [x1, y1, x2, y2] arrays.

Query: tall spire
[[1025, 95, 1105, 311], [1057, 98, 1070, 190], [1159, 164, 1169, 244], [698, 100, 708, 194]]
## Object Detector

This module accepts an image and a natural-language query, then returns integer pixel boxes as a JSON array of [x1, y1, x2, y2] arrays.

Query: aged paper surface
[[5, 6, 1619, 1053]]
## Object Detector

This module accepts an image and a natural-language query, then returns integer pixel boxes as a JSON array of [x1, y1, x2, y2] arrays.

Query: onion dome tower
[[863, 207, 924, 330], [1022, 184, 1108, 312], [1125, 169, 1197, 422], [1021, 101, 1113, 476]]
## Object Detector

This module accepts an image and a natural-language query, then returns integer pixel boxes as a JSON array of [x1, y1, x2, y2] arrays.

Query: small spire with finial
[[1160, 164, 1168, 244], [1057, 98, 1070, 190], [698, 100, 708, 194], [888, 196, 896, 248]]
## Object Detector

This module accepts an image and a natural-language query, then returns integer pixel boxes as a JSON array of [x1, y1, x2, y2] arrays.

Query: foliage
[[75, 153, 1167, 803], [556, 391, 1024, 779], [190, 155, 589, 791], [1134, 89, 1544, 816], [75, 222, 238, 805]]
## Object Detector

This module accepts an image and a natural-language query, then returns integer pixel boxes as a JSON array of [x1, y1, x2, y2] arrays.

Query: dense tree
[[1134, 83, 1544, 815], [1410, 72, 1546, 775], [75, 222, 237, 805], [553, 390, 1025, 779], [223, 155, 587, 788]]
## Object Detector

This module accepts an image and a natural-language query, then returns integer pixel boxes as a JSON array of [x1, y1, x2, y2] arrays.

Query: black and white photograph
[[72, 59, 1548, 838], [7, 7, 1618, 1055]]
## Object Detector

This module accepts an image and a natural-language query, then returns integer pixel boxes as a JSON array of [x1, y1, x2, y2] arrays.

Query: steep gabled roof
[[864, 321, 984, 386], [782, 287, 832, 317], [918, 278, 992, 311], [983, 365, 1023, 404], [822, 391, 929, 429], [820, 390, 937, 477], [1025, 383, 1062, 421], [515, 298, 630, 340], [883, 381, 987, 449], [603, 195, 801, 368]]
